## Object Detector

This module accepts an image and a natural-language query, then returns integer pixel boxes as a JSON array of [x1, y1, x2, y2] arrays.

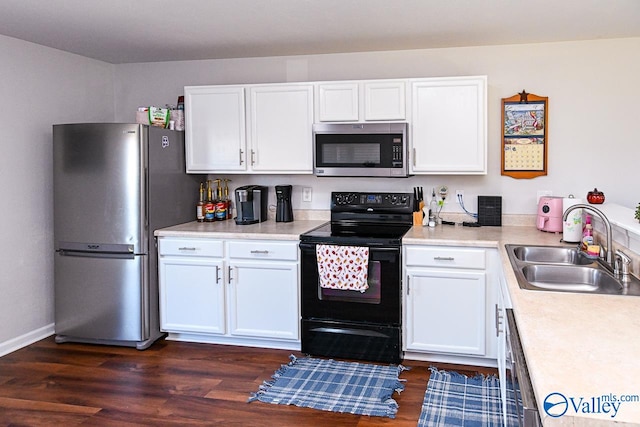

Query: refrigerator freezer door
[[54, 250, 148, 341], [53, 123, 148, 254]]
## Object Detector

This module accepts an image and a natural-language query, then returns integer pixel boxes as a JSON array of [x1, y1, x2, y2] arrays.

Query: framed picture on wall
[[501, 91, 548, 179]]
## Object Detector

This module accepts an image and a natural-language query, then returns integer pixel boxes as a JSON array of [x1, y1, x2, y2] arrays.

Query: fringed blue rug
[[418, 367, 520, 427], [248, 355, 408, 418]]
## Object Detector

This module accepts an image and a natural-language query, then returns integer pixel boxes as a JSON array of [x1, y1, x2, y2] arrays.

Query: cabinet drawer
[[158, 238, 223, 257], [405, 246, 486, 269], [228, 240, 298, 261]]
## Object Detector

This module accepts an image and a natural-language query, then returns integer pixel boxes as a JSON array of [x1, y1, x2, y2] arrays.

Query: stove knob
[[390, 195, 398, 204]]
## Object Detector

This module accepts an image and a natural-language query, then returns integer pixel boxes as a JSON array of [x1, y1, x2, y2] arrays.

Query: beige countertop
[[156, 219, 640, 425], [406, 224, 640, 426], [154, 219, 327, 241]]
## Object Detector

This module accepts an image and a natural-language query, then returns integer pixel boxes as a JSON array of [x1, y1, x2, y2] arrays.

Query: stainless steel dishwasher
[[506, 309, 542, 427]]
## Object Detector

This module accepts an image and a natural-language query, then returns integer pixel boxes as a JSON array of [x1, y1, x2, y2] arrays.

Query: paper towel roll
[[563, 197, 583, 243]]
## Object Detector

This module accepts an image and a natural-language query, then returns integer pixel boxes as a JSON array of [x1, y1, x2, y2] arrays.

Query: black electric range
[[299, 191, 414, 363]]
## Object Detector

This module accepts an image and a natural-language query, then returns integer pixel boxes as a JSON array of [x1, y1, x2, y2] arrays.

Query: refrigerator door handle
[[57, 241, 135, 259], [58, 250, 135, 260]]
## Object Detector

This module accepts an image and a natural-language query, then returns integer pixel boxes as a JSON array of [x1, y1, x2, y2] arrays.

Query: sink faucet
[[615, 249, 632, 284], [562, 204, 612, 266]]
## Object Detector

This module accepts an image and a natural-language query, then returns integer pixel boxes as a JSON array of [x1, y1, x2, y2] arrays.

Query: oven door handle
[[308, 326, 389, 338], [299, 242, 399, 253]]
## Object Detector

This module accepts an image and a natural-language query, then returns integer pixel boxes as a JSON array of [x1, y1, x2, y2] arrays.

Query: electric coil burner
[[299, 191, 414, 363]]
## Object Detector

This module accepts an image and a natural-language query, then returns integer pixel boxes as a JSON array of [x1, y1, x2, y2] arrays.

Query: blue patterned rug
[[418, 367, 520, 426], [248, 355, 408, 418]]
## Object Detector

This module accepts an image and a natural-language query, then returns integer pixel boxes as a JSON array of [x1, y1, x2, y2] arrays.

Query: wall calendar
[[501, 91, 548, 179]]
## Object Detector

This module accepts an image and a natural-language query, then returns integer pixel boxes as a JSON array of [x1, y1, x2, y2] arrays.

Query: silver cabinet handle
[[434, 256, 455, 261], [406, 275, 410, 296], [228, 266, 233, 283], [250, 149, 256, 165], [239, 149, 244, 165], [178, 247, 196, 251], [215, 265, 221, 284], [250, 250, 269, 254], [412, 148, 416, 167], [495, 304, 504, 337]]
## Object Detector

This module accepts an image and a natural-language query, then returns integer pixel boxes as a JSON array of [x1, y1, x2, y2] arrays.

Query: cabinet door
[[410, 77, 486, 174], [249, 85, 314, 173], [159, 257, 225, 334], [364, 81, 406, 121], [405, 268, 486, 355], [317, 83, 359, 122], [227, 260, 299, 340], [184, 86, 247, 173]]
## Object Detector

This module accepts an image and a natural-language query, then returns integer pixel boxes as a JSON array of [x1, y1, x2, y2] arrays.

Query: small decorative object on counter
[[204, 180, 215, 222], [586, 188, 605, 204], [428, 188, 438, 227], [635, 202, 640, 223], [214, 179, 227, 221], [196, 182, 205, 222], [224, 179, 233, 220]]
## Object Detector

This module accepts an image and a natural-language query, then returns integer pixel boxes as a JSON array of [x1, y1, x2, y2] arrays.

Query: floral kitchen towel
[[316, 244, 369, 292]]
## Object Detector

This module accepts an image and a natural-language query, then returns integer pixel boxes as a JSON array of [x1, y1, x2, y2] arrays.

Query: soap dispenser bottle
[[581, 214, 593, 250]]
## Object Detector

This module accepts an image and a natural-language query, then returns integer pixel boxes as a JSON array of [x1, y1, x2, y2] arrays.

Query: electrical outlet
[[456, 190, 464, 199], [302, 187, 312, 202]]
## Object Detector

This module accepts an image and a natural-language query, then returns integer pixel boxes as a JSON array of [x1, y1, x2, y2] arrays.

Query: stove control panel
[[332, 192, 413, 209]]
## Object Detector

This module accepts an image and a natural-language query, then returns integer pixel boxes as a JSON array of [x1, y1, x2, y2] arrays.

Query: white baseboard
[[0, 324, 55, 357]]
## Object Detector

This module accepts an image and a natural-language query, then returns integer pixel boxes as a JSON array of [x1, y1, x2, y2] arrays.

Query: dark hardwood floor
[[0, 337, 496, 426]]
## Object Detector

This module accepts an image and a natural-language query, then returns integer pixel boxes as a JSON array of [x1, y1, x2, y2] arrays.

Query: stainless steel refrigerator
[[53, 123, 201, 349]]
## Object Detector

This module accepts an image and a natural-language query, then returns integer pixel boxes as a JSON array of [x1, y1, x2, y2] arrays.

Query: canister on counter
[[562, 195, 583, 243]]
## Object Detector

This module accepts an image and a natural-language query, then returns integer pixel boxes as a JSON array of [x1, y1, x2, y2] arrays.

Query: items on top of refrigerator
[[135, 96, 185, 131]]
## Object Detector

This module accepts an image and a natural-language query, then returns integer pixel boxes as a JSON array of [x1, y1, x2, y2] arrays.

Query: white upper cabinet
[[316, 80, 406, 122], [410, 76, 487, 174], [317, 83, 359, 122], [185, 83, 313, 174], [185, 86, 247, 173], [364, 81, 406, 121], [186, 76, 486, 175], [248, 84, 314, 173]]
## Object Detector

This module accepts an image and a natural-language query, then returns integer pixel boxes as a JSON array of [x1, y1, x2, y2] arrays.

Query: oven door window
[[319, 261, 381, 304]]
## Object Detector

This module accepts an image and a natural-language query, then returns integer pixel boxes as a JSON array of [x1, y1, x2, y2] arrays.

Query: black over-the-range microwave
[[312, 122, 409, 177]]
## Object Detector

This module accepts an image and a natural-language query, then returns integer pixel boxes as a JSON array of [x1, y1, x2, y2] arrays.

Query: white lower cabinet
[[227, 240, 299, 341], [403, 245, 498, 366], [158, 237, 300, 350]]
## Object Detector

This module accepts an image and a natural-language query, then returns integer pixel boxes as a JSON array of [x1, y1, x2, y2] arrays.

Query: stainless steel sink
[[521, 264, 622, 293], [512, 245, 594, 265], [505, 244, 640, 296]]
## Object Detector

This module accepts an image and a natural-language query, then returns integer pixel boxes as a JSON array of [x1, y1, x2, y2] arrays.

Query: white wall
[[113, 38, 640, 213], [0, 35, 115, 350]]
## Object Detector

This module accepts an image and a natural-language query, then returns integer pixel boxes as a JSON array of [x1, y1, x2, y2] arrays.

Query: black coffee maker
[[275, 185, 294, 222]]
